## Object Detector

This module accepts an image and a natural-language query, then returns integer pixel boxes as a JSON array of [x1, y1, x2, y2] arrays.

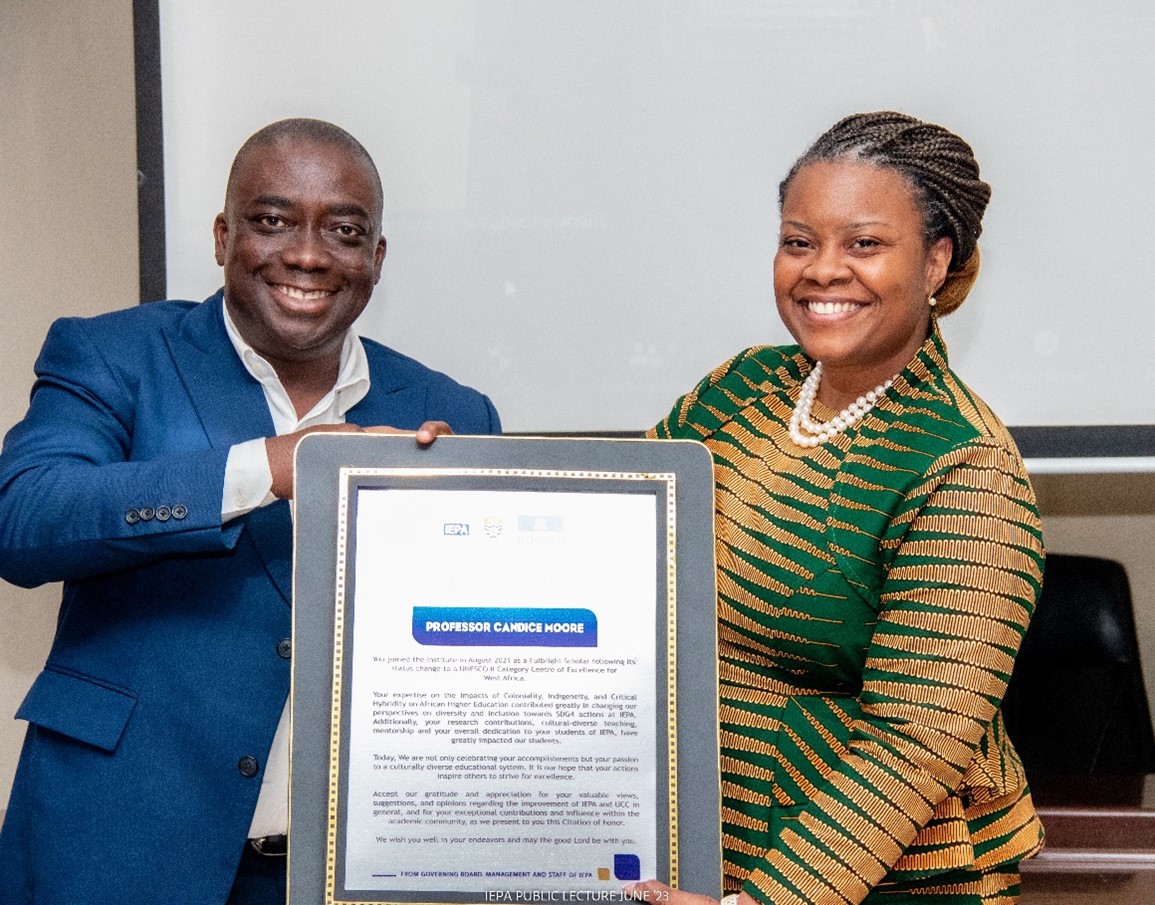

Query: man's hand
[[362, 421, 453, 446], [265, 421, 455, 500]]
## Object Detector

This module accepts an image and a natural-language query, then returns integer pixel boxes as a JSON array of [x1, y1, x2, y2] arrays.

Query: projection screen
[[136, 0, 1155, 460]]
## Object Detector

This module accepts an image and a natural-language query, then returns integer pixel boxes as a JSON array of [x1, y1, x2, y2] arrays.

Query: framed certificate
[[289, 436, 720, 905]]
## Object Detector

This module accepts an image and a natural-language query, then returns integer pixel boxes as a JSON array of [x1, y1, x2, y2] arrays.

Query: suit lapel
[[164, 291, 292, 604], [165, 290, 276, 447], [344, 345, 426, 429]]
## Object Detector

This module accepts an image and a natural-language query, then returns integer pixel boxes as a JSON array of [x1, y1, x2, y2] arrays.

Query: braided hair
[[779, 112, 991, 315]]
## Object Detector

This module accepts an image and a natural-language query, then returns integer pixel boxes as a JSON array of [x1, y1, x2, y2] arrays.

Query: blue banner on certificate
[[412, 607, 598, 647]]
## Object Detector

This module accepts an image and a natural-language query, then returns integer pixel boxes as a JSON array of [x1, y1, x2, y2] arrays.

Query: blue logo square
[[613, 854, 641, 881]]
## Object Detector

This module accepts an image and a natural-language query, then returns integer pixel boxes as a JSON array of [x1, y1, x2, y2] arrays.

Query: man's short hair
[[226, 118, 384, 218]]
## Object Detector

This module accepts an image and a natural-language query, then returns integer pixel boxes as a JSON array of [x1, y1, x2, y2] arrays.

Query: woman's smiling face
[[774, 159, 952, 396]]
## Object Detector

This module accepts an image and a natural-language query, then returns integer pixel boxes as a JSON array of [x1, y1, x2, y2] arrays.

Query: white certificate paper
[[343, 488, 660, 892]]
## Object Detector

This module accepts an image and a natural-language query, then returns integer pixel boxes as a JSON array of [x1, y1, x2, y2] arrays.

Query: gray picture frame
[[289, 435, 721, 905]]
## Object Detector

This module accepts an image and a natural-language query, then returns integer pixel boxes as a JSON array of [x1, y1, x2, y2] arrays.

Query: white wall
[[0, 0, 139, 799]]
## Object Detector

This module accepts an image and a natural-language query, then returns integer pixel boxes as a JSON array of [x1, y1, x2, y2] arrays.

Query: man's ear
[[213, 213, 229, 267], [373, 236, 387, 283]]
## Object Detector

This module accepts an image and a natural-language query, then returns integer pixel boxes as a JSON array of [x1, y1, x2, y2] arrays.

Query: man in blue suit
[[0, 119, 500, 904]]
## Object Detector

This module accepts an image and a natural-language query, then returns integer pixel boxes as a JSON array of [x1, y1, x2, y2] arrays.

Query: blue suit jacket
[[0, 292, 500, 904]]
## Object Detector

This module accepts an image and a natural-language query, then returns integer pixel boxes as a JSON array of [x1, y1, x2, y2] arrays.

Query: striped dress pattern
[[651, 327, 1044, 903]]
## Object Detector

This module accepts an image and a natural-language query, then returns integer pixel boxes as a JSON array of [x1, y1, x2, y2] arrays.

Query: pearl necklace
[[788, 362, 895, 448]]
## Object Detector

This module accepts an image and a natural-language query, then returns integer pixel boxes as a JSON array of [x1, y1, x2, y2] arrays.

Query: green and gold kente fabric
[[652, 326, 1044, 904]]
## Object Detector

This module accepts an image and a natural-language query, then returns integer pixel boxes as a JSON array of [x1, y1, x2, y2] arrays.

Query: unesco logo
[[442, 523, 470, 536]]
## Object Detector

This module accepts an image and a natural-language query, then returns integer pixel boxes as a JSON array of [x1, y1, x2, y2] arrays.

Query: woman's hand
[[622, 881, 708, 905], [622, 881, 742, 905], [623, 883, 757, 905]]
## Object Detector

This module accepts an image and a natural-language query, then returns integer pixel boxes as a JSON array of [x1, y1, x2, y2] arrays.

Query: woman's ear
[[926, 236, 953, 297]]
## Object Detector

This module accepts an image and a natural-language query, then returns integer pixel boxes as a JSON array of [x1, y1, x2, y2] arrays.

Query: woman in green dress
[[628, 112, 1043, 904]]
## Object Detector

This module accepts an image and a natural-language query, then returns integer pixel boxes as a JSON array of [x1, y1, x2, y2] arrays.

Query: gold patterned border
[[324, 467, 679, 905]]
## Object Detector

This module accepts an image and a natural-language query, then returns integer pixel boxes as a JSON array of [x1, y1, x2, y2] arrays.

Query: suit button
[[277, 638, 292, 659], [238, 755, 259, 778], [139, 507, 155, 521], [125, 509, 140, 525], [155, 506, 171, 521], [172, 504, 188, 520]]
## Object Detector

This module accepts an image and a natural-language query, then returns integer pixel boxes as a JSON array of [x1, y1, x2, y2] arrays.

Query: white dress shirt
[[220, 300, 371, 838]]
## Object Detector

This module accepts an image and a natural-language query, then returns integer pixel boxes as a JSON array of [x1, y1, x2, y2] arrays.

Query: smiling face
[[774, 159, 951, 400], [213, 137, 386, 375]]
